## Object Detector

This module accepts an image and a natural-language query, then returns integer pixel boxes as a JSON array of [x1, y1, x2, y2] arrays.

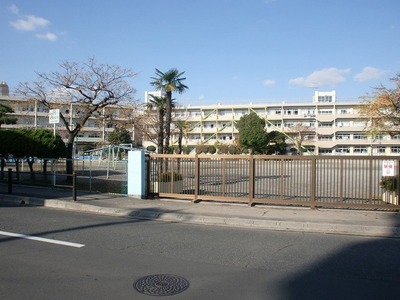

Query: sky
[[1, 0, 399, 106]]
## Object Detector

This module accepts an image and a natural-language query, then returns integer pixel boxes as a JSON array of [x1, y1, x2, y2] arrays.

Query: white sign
[[49, 109, 60, 124], [382, 160, 395, 176]]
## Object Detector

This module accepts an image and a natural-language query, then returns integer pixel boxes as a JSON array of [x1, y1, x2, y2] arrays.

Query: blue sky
[[1, 0, 399, 105]]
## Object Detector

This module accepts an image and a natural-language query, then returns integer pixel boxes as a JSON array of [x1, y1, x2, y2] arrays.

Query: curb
[[1, 195, 400, 238]]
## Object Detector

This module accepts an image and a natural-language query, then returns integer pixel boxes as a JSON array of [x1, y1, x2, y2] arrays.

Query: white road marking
[[0, 230, 85, 248]]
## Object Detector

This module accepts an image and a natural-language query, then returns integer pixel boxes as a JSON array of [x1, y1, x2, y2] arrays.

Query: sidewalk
[[1, 184, 399, 238]]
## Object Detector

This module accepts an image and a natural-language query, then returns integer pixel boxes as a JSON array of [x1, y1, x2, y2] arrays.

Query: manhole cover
[[134, 274, 190, 296]]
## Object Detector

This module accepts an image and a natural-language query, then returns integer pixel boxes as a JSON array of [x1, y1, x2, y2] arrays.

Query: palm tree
[[174, 119, 189, 154], [146, 95, 168, 154], [150, 68, 188, 153]]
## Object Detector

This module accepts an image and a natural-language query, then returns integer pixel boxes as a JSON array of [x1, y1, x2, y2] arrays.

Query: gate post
[[127, 150, 146, 199]]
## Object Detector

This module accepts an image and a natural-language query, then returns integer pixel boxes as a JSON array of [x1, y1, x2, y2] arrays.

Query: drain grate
[[134, 274, 190, 296]]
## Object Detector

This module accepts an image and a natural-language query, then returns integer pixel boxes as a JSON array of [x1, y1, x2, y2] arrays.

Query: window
[[305, 134, 316, 141], [319, 122, 333, 127], [336, 134, 350, 140], [354, 147, 367, 154], [391, 147, 400, 153], [318, 96, 333, 102], [337, 121, 350, 127], [319, 148, 333, 154], [284, 109, 298, 115], [318, 135, 333, 141], [353, 134, 367, 140], [377, 147, 386, 154], [268, 121, 281, 128], [336, 146, 350, 153], [392, 134, 400, 140], [318, 110, 332, 114]]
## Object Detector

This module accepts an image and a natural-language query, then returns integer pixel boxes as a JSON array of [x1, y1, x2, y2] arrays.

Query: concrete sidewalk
[[1, 184, 399, 238]]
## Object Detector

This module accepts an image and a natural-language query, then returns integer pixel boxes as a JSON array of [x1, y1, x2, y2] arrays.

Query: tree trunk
[[164, 91, 172, 154], [158, 109, 164, 154], [66, 142, 74, 183], [27, 158, 35, 181]]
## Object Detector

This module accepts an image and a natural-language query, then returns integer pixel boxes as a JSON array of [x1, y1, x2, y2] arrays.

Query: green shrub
[[380, 176, 397, 191]]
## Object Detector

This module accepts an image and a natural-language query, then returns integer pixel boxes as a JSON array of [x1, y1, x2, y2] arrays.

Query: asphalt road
[[1, 203, 399, 300]]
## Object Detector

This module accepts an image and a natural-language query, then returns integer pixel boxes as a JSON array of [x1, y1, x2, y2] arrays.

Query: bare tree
[[359, 74, 400, 134], [16, 57, 137, 176], [286, 122, 313, 154]]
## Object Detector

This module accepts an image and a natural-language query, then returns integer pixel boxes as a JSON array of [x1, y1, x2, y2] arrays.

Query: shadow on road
[[278, 213, 400, 299]]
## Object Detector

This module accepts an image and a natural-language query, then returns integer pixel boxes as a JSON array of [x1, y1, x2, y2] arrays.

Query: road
[[1, 202, 399, 300]]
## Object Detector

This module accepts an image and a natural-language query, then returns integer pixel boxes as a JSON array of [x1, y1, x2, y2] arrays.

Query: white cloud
[[10, 15, 50, 31], [263, 79, 276, 87], [289, 68, 351, 88], [36, 32, 57, 41], [354, 67, 386, 82], [9, 4, 19, 14]]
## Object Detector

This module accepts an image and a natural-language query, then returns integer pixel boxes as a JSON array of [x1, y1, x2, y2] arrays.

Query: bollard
[[8, 168, 12, 194], [72, 172, 77, 201]]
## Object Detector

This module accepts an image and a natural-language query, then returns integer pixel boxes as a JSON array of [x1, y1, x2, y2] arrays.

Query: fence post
[[248, 155, 255, 206], [8, 168, 12, 194], [310, 157, 316, 209], [194, 154, 200, 203], [72, 171, 77, 201]]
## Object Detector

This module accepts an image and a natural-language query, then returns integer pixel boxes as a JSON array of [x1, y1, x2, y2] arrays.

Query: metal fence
[[148, 154, 400, 210], [0, 157, 128, 194]]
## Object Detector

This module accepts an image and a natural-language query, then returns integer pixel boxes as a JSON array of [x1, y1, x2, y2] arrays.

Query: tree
[[234, 112, 268, 154], [15, 57, 137, 177], [266, 131, 287, 155], [0, 128, 66, 180], [107, 127, 133, 145], [174, 119, 189, 154], [0, 103, 17, 128], [286, 122, 312, 154], [146, 95, 168, 154], [359, 74, 400, 134], [150, 68, 188, 154]]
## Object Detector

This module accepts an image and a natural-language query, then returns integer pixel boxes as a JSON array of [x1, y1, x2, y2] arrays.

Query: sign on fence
[[382, 160, 395, 176]]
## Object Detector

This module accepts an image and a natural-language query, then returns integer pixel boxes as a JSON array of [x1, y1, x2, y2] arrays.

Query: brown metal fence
[[148, 154, 400, 210]]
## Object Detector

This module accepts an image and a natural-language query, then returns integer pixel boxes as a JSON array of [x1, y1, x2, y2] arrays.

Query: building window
[[354, 147, 367, 154], [305, 134, 316, 141], [319, 122, 333, 127], [353, 134, 367, 140], [392, 134, 400, 140], [284, 109, 298, 115], [318, 135, 333, 141], [336, 146, 350, 153], [337, 121, 350, 127], [319, 148, 333, 154], [391, 147, 400, 153], [318, 96, 333, 102], [318, 110, 332, 114], [377, 147, 386, 154]]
